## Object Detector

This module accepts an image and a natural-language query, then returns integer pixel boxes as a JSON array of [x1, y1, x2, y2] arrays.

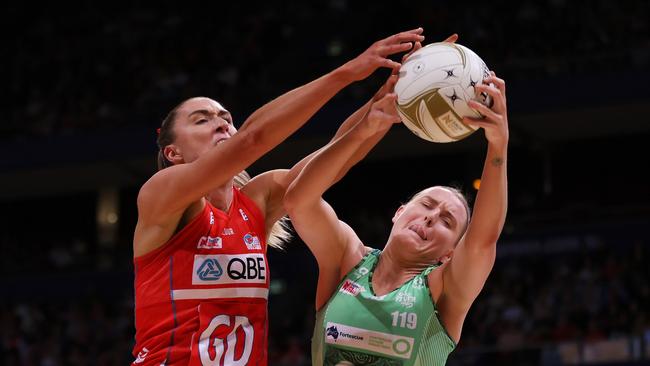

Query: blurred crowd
[[6, 0, 649, 138], [3, 1, 650, 365], [1, 210, 648, 365]]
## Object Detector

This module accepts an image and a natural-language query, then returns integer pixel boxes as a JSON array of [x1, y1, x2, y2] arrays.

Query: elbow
[[282, 189, 299, 217], [283, 183, 314, 218]]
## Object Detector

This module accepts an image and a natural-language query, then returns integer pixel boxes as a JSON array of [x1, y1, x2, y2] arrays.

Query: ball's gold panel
[[397, 89, 476, 142]]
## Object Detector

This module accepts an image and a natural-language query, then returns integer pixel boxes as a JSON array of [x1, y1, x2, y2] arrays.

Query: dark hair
[[156, 100, 186, 170]]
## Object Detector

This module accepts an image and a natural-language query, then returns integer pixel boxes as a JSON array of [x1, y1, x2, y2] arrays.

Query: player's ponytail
[[233, 170, 292, 250], [156, 101, 184, 170]]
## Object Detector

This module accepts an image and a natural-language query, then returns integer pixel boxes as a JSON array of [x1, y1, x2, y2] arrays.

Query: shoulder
[[241, 170, 288, 205], [137, 165, 188, 213], [338, 222, 369, 279], [241, 169, 289, 192], [426, 263, 446, 302]]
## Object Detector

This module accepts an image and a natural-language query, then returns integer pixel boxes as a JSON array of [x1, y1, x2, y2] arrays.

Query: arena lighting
[[473, 179, 481, 190], [97, 187, 119, 245]]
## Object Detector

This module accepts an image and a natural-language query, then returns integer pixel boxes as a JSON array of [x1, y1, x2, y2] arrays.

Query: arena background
[[2, 1, 649, 365]]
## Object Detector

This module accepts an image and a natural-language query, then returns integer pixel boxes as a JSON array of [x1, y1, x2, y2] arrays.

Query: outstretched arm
[[441, 72, 509, 316], [252, 35, 461, 228], [245, 73, 400, 230], [140, 28, 425, 217], [283, 94, 402, 306], [136, 29, 426, 256]]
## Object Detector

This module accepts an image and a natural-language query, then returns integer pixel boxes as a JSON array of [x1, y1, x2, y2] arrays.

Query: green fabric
[[312, 249, 456, 366]]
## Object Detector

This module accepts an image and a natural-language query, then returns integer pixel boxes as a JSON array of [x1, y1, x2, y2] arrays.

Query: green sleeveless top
[[312, 249, 456, 366]]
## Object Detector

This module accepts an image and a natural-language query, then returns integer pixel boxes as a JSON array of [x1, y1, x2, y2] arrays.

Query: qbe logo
[[196, 258, 223, 281], [192, 254, 267, 285]]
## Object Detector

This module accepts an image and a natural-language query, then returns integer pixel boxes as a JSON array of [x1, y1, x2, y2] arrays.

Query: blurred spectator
[[5, 1, 649, 139]]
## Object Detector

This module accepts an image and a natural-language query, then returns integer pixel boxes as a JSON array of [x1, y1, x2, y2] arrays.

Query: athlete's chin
[[392, 232, 426, 251]]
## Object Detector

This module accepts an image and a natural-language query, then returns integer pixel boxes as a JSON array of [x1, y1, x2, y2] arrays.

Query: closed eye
[[441, 214, 456, 229], [195, 118, 208, 124], [218, 111, 233, 124]]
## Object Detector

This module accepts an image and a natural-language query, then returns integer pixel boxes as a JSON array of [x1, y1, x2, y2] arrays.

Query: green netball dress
[[312, 249, 456, 366]]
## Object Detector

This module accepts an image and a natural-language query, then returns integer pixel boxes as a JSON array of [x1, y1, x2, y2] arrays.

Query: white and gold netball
[[395, 42, 492, 143]]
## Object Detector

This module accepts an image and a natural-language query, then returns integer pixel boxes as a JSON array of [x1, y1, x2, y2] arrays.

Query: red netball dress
[[133, 187, 269, 366]]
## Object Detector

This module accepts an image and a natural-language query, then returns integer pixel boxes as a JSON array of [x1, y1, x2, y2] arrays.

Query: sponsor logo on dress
[[209, 211, 215, 225], [395, 292, 416, 308], [197, 236, 222, 249], [239, 209, 249, 221], [134, 347, 149, 363], [222, 228, 235, 236], [325, 325, 363, 342], [412, 276, 425, 290], [243, 233, 261, 250], [192, 254, 267, 285], [324, 322, 414, 359], [354, 267, 369, 279], [326, 325, 339, 340], [339, 279, 364, 297], [196, 258, 223, 281]]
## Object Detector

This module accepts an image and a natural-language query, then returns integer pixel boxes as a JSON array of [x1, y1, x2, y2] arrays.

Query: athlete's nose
[[424, 215, 433, 227], [214, 120, 230, 134]]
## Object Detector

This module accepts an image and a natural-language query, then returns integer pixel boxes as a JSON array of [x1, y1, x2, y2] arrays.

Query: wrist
[[350, 119, 376, 140], [331, 62, 357, 85], [487, 141, 508, 157]]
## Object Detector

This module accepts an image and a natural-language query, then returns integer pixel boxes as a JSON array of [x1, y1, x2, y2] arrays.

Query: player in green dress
[[284, 40, 509, 365]]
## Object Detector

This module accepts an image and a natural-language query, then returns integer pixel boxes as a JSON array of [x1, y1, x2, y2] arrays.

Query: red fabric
[[132, 187, 269, 365]]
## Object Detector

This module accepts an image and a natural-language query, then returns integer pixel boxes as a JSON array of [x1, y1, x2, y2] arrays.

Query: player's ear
[[164, 145, 183, 165], [392, 205, 405, 223]]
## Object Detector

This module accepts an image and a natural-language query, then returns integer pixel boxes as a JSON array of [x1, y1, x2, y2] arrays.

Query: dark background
[[2, 1, 649, 365]]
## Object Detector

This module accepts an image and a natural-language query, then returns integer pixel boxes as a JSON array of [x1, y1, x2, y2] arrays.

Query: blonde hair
[[234, 170, 291, 250]]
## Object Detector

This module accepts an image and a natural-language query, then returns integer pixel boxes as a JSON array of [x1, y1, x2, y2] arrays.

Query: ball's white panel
[[394, 42, 490, 143]]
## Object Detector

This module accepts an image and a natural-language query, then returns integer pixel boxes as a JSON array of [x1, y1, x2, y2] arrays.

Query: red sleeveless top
[[133, 187, 269, 365]]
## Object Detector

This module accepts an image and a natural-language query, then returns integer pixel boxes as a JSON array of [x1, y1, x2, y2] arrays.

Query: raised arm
[[138, 29, 425, 220], [283, 93, 402, 306], [244, 73, 400, 230], [440, 72, 509, 318], [248, 35, 462, 230]]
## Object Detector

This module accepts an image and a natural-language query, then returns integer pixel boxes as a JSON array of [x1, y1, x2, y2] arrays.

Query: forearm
[[238, 69, 351, 149], [333, 99, 373, 140], [339, 126, 390, 180], [328, 99, 390, 183], [277, 98, 373, 191], [286, 122, 379, 206], [465, 142, 508, 246]]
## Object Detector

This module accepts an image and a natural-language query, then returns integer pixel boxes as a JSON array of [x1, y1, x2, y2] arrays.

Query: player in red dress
[[132, 28, 426, 365]]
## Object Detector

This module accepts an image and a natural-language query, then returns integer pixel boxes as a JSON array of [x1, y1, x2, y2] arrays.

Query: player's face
[[389, 187, 467, 261], [171, 97, 237, 163]]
